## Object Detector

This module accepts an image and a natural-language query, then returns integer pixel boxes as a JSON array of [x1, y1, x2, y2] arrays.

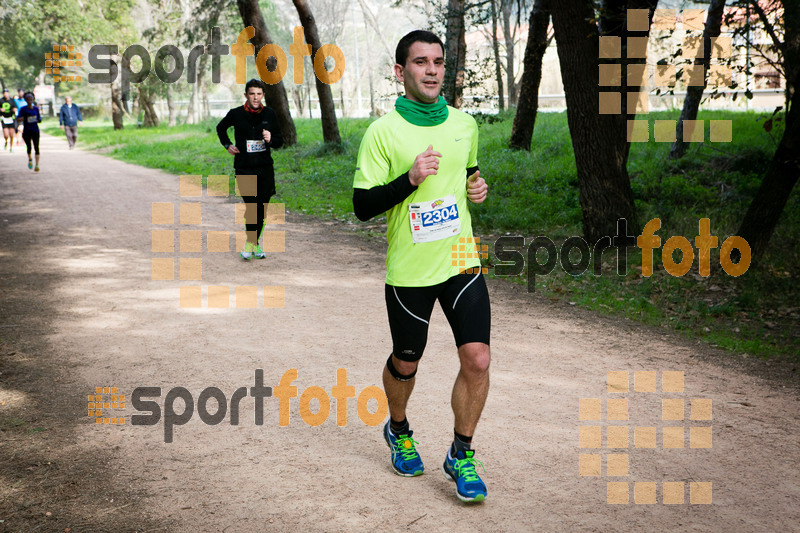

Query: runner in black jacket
[[216, 79, 284, 260]]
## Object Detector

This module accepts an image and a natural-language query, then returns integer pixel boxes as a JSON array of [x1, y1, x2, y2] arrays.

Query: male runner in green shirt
[[353, 30, 491, 503]]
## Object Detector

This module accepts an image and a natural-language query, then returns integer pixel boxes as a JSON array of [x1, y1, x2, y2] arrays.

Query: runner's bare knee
[[458, 343, 491, 376]]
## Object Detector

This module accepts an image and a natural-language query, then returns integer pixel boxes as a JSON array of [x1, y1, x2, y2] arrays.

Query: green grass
[[43, 109, 800, 361]]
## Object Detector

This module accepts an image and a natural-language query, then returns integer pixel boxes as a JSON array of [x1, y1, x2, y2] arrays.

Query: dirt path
[[1, 133, 798, 533]]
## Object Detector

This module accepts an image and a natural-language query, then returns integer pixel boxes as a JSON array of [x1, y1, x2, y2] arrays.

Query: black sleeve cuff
[[353, 172, 417, 222]]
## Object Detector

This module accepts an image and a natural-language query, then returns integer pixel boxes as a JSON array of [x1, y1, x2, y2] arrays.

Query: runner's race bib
[[246, 139, 266, 153], [26, 115, 37, 123], [1, 117, 13, 125], [409, 194, 461, 244]]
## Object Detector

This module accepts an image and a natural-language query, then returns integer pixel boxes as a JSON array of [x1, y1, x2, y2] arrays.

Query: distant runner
[[14, 89, 25, 146], [352, 30, 491, 503], [1, 88, 17, 151], [216, 79, 284, 260], [18, 92, 42, 171]]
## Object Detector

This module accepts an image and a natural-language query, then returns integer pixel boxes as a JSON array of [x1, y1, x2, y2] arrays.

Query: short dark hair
[[245, 78, 266, 93], [395, 30, 445, 67]]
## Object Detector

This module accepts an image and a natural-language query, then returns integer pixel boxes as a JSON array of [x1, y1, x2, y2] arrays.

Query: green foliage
[[0, 0, 136, 88]]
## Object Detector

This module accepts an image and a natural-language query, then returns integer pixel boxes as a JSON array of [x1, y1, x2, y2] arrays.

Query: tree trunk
[[166, 84, 176, 127], [355, 0, 394, 60], [736, 88, 799, 262], [443, 0, 467, 108], [186, 82, 198, 125], [200, 60, 211, 121], [598, 0, 658, 164], [363, 13, 377, 116], [119, 54, 131, 116], [139, 87, 159, 127], [110, 82, 124, 130], [735, 0, 800, 262], [501, 0, 518, 106], [292, 0, 341, 142], [551, 0, 637, 242], [669, 0, 726, 159], [307, 75, 313, 119], [509, 0, 550, 150], [236, 0, 297, 146], [783, 0, 799, 114], [292, 86, 305, 117], [491, 0, 505, 110]]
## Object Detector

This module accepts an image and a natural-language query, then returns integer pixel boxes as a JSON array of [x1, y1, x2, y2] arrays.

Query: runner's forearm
[[216, 112, 234, 148], [353, 172, 417, 221], [265, 109, 283, 149]]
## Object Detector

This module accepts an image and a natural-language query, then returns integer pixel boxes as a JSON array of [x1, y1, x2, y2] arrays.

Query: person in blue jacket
[[18, 92, 42, 171], [14, 89, 25, 146], [58, 96, 82, 149]]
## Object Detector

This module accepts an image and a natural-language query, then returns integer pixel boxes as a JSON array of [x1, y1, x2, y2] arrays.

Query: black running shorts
[[385, 273, 491, 362]]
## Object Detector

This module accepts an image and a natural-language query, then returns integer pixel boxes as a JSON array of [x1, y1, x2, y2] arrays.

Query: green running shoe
[[442, 449, 487, 502], [240, 241, 257, 260], [253, 243, 266, 259], [383, 421, 424, 477]]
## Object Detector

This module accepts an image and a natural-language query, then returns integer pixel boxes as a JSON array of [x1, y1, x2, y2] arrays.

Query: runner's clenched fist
[[409, 144, 442, 186], [467, 171, 487, 204]]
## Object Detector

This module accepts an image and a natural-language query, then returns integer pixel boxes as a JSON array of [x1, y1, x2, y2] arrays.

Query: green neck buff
[[394, 95, 449, 126]]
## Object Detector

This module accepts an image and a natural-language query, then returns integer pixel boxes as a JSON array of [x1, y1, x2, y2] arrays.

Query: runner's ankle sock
[[450, 430, 473, 456], [390, 417, 410, 436]]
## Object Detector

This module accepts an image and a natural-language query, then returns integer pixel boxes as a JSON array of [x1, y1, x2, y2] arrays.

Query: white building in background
[[458, 0, 784, 113]]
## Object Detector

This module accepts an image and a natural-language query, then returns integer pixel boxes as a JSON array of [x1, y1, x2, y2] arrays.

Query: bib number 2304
[[409, 195, 461, 244]]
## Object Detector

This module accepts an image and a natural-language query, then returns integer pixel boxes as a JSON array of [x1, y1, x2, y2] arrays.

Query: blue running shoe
[[442, 449, 487, 502], [383, 421, 424, 477]]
